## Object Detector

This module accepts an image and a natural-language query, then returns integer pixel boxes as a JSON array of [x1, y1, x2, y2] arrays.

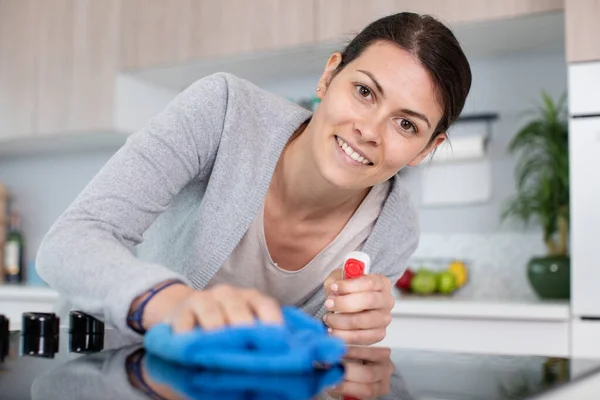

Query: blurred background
[[1, 0, 600, 392]]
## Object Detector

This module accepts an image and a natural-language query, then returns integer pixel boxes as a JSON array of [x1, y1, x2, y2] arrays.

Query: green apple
[[437, 271, 457, 294], [410, 272, 437, 295]]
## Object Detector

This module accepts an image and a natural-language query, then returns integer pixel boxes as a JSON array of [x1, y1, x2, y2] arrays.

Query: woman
[[36, 12, 471, 345]]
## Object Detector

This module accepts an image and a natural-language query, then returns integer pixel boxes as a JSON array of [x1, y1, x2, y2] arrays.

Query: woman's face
[[308, 41, 446, 190]]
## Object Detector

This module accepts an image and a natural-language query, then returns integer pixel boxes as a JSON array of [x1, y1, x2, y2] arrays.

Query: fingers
[[214, 286, 256, 327], [343, 357, 395, 383], [323, 309, 391, 330], [328, 327, 387, 345], [325, 291, 392, 313], [331, 274, 391, 295], [245, 289, 284, 325], [344, 345, 391, 364], [170, 305, 197, 334], [324, 268, 343, 298], [327, 372, 391, 399], [168, 285, 283, 333], [325, 351, 394, 398]]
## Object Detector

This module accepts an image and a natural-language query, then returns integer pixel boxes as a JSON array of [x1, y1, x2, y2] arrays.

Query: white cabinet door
[[569, 63, 600, 117], [570, 117, 600, 317], [572, 319, 600, 358]]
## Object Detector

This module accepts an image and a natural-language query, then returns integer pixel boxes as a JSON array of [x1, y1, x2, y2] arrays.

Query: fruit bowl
[[395, 258, 470, 297]]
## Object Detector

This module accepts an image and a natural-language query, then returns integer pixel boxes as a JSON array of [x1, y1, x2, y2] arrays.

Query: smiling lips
[[335, 136, 373, 165]]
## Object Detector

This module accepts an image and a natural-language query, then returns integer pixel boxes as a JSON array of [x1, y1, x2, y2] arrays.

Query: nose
[[354, 118, 382, 145]]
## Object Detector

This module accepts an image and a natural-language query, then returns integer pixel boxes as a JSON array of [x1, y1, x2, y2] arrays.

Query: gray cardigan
[[36, 72, 419, 339]]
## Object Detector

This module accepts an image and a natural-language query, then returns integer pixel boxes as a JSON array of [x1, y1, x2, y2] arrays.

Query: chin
[[317, 161, 370, 190]]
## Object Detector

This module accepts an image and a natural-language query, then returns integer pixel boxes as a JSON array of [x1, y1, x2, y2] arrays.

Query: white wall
[[0, 149, 117, 267]]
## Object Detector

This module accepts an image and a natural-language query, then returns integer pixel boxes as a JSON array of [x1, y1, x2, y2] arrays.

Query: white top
[[208, 181, 390, 306]]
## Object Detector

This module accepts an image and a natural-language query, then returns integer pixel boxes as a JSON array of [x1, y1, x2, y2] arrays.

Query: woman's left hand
[[322, 268, 395, 345]]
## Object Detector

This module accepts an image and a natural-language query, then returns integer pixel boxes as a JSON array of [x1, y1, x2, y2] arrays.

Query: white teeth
[[336, 136, 372, 165]]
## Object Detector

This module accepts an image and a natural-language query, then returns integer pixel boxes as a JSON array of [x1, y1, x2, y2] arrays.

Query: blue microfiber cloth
[[143, 353, 345, 400], [143, 306, 347, 373]]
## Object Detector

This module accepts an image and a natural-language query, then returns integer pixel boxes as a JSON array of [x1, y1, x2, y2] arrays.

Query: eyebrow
[[400, 108, 432, 129], [357, 69, 385, 98], [357, 69, 432, 129]]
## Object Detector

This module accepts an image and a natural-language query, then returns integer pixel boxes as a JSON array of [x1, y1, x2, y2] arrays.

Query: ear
[[316, 52, 342, 99], [407, 133, 447, 167]]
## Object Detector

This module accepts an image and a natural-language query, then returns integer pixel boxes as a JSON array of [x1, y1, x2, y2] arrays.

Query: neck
[[268, 126, 370, 221]]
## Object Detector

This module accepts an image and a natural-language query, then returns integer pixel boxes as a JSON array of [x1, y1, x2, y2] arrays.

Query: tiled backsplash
[[409, 233, 549, 301]]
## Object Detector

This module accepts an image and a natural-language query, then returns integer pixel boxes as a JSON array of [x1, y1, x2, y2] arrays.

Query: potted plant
[[502, 92, 570, 299]]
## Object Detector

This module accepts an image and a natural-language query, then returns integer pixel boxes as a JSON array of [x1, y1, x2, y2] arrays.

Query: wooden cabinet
[[315, 0, 564, 42], [0, 0, 572, 141], [119, 0, 315, 70], [566, 0, 600, 62], [0, 0, 121, 137], [35, 0, 121, 134], [0, 1, 38, 139]]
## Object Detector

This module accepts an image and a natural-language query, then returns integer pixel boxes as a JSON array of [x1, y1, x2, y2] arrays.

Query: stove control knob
[[21, 312, 60, 358], [0, 315, 9, 362], [22, 312, 59, 337], [69, 311, 105, 353], [69, 311, 104, 335]]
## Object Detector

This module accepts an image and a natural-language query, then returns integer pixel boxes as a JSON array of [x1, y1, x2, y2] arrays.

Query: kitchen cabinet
[[0, 0, 569, 145], [35, 0, 121, 135], [0, 0, 121, 138], [315, 0, 564, 42], [119, 0, 315, 70], [0, 0, 174, 142], [382, 298, 570, 357], [0, 1, 38, 139], [565, 0, 600, 62]]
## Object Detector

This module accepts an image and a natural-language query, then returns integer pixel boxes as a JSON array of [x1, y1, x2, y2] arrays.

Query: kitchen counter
[[1, 285, 572, 357], [383, 295, 571, 358], [392, 295, 570, 321], [1, 285, 59, 330], [1, 284, 570, 320], [0, 284, 59, 302]]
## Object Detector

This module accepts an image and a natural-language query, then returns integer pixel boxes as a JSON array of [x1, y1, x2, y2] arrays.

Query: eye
[[396, 118, 417, 134], [355, 84, 373, 100]]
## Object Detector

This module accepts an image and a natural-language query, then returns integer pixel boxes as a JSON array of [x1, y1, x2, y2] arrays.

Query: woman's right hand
[[130, 282, 284, 333]]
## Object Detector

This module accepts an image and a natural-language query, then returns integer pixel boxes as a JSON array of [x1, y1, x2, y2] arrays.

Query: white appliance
[[569, 61, 600, 358]]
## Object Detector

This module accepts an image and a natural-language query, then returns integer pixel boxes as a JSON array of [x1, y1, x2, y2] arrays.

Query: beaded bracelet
[[127, 279, 185, 334]]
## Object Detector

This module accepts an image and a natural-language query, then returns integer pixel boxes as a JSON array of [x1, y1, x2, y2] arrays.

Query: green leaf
[[503, 91, 569, 246]]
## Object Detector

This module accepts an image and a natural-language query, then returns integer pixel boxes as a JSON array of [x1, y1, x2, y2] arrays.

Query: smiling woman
[[35, 12, 472, 347]]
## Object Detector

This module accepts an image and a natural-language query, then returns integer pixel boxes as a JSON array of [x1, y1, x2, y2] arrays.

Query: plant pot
[[527, 255, 570, 300]]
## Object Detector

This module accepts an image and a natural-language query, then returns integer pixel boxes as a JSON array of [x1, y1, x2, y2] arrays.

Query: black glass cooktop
[[2, 312, 600, 400]]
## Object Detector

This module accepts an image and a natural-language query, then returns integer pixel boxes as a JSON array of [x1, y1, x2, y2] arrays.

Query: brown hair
[[332, 12, 472, 140]]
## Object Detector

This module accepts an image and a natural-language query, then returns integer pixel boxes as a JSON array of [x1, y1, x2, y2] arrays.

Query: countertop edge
[[392, 297, 571, 321], [0, 285, 59, 301], [0, 286, 571, 321]]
